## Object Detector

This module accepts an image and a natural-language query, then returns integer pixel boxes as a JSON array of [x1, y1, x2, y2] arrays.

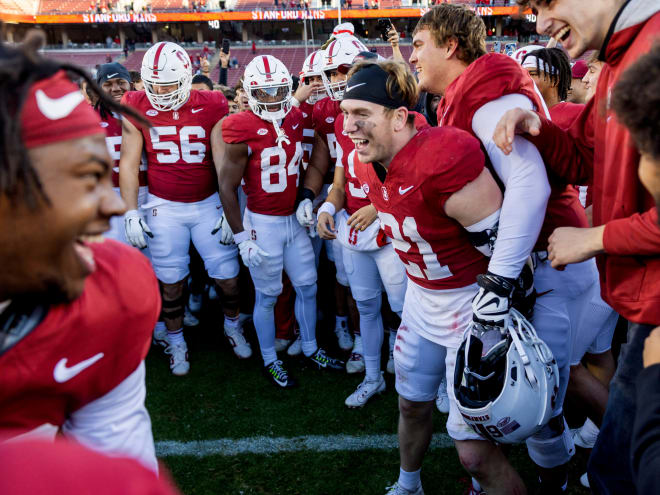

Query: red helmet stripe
[[152, 42, 167, 72], [309, 52, 317, 67], [262, 55, 272, 75]]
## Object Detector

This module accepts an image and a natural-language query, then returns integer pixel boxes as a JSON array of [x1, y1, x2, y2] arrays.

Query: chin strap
[[271, 118, 290, 148]]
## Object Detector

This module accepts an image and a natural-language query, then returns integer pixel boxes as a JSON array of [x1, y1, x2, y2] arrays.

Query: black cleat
[[264, 360, 297, 388], [307, 348, 345, 371]]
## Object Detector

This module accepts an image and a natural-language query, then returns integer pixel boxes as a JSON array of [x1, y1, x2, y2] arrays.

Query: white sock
[[224, 314, 240, 331], [167, 328, 185, 345], [581, 417, 600, 438], [364, 356, 381, 381], [398, 467, 421, 492], [335, 315, 348, 329], [261, 347, 277, 366], [302, 341, 318, 357]]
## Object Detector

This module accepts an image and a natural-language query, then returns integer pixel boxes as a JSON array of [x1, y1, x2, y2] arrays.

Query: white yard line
[[156, 433, 454, 457]]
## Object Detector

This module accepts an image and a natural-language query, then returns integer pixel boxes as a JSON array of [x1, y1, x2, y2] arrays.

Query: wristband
[[233, 231, 250, 244], [318, 202, 336, 218], [299, 188, 315, 202]]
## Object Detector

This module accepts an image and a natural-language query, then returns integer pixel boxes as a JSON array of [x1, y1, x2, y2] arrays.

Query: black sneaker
[[264, 360, 297, 388], [308, 348, 345, 371]]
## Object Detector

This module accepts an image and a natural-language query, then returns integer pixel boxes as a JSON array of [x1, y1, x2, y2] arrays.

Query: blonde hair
[[413, 4, 487, 65]]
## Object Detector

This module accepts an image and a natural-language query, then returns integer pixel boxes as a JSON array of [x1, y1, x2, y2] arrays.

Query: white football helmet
[[300, 50, 327, 104], [321, 35, 368, 100], [510, 44, 545, 65], [141, 41, 192, 112], [454, 309, 559, 444], [243, 55, 293, 121]]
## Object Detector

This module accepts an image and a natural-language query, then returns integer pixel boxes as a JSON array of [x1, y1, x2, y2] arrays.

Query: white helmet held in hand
[[141, 41, 192, 111], [300, 50, 327, 104], [243, 55, 293, 121], [321, 35, 368, 100], [454, 309, 559, 444]]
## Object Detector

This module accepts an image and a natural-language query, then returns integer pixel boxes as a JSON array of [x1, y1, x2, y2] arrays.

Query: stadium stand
[[46, 50, 125, 67], [0, 0, 40, 14]]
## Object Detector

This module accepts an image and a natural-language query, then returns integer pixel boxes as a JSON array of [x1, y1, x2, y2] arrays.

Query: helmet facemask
[[321, 65, 350, 101], [245, 81, 293, 122], [143, 76, 192, 112]]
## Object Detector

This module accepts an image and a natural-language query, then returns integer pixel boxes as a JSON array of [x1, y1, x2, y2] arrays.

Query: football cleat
[[346, 334, 364, 374], [579, 473, 589, 489], [287, 333, 302, 356], [224, 324, 252, 359], [334, 320, 353, 351], [183, 307, 199, 327], [264, 360, 297, 389], [165, 341, 190, 376], [153, 324, 169, 349], [435, 379, 450, 414], [384, 482, 424, 495], [386, 330, 396, 374], [308, 348, 344, 371], [345, 372, 386, 408], [274, 338, 291, 353]]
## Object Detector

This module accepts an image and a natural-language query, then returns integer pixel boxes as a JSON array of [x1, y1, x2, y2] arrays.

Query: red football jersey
[[98, 110, 147, 188], [298, 100, 315, 169], [354, 126, 489, 290], [122, 89, 228, 203], [222, 108, 304, 216], [334, 112, 430, 215], [0, 240, 160, 435], [312, 96, 341, 161], [549, 101, 584, 130], [436, 54, 587, 250]]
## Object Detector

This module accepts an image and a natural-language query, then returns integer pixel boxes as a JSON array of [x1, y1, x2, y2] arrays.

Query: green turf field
[[145, 305, 592, 495]]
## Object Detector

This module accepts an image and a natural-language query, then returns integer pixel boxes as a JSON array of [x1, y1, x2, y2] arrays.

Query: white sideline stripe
[[155, 433, 454, 457]]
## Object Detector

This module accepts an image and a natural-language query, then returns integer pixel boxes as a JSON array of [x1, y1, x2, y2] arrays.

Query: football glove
[[124, 209, 153, 249], [472, 272, 516, 328], [296, 199, 314, 228], [238, 239, 269, 268], [211, 212, 234, 245]]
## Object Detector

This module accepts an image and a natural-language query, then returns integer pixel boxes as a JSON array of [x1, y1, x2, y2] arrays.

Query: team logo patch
[[497, 417, 511, 428], [257, 128, 268, 136], [361, 183, 370, 194], [381, 186, 389, 201], [173, 111, 180, 120], [99, 122, 109, 128], [146, 109, 158, 116], [325, 116, 335, 124], [302, 112, 308, 118]]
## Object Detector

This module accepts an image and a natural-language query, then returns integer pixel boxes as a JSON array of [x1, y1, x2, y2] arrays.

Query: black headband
[[342, 63, 407, 109]]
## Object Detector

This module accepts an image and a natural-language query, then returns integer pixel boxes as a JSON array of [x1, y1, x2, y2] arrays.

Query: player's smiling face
[[530, 0, 614, 59], [0, 135, 124, 303], [409, 28, 448, 95], [341, 99, 394, 165], [101, 77, 130, 103]]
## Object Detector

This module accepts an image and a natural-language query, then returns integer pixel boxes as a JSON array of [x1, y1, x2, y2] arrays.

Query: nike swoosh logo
[[292, 124, 299, 129], [35, 90, 85, 120], [53, 353, 104, 383], [399, 185, 414, 195], [536, 289, 554, 297], [191, 108, 203, 113], [345, 82, 367, 93], [107, 73, 119, 79]]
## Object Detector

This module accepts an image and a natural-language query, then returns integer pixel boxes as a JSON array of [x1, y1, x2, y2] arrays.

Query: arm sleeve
[[62, 361, 157, 474], [527, 97, 595, 185], [219, 66, 227, 86], [603, 208, 660, 256], [472, 94, 551, 279], [632, 363, 660, 493]]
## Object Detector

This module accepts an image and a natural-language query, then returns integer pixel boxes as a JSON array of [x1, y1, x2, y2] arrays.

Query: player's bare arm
[[444, 168, 502, 228], [118, 116, 145, 210], [213, 124, 249, 236], [304, 132, 330, 195], [317, 164, 346, 240]]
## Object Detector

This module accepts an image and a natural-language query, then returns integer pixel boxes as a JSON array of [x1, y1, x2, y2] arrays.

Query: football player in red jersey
[[215, 55, 344, 388], [295, 50, 326, 170], [120, 42, 248, 376], [94, 63, 150, 249], [409, 5, 602, 492], [297, 28, 370, 366], [0, 34, 158, 471], [341, 61, 505, 495]]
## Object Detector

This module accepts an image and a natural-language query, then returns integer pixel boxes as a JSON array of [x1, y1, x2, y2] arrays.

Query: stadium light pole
[[338, 0, 342, 23]]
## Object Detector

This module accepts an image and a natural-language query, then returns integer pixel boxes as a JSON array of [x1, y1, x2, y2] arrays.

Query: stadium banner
[[0, 6, 529, 24]]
